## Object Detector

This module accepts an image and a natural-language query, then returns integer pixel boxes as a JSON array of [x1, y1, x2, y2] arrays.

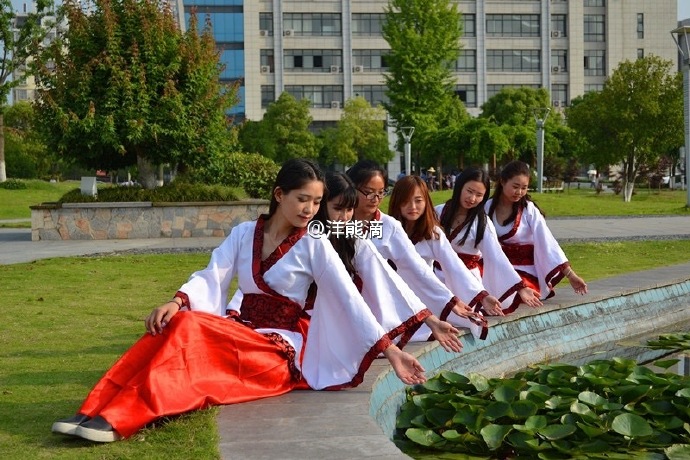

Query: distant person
[[436, 167, 542, 314], [52, 158, 427, 443], [486, 161, 588, 301]]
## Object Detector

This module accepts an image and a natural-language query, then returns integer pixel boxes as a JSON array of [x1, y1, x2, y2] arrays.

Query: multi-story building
[[179, 0, 678, 122]]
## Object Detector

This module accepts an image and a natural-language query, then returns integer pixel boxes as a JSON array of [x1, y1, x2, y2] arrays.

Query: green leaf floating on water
[[611, 413, 654, 437]]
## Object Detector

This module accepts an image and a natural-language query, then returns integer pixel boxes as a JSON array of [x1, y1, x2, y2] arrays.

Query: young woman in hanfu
[[436, 167, 543, 314], [485, 160, 588, 302], [345, 160, 482, 338], [388, 175, 493, 339], [310, 172, 463, 352], [51, 159, 427, 443]]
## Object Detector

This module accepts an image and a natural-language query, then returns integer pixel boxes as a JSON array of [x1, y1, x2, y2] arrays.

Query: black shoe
[[52, 413, 90, 436], [74, 416, 123, 443]]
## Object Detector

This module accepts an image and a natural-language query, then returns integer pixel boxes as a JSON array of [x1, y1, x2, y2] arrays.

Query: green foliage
[[646, 333, 690, 351], [319, 97, 392, 165], [3, 101, 53, 179], [566, 56, 683, 202], [58, 182, 239, 203], [238, 93, 318, 163], [396, 361, 690, 458], [0, 178, 27, 189], [32, 0, 236, 184]]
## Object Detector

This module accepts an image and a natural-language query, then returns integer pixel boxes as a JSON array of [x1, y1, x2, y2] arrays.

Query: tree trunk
[[623, 181, 634, 202], [156, 163, 164, 187], [0, 113, 6, 182], [137, 154, 158, 189]]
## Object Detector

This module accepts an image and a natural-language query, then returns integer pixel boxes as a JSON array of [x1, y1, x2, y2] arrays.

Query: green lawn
[[0, 180, 79, 221], [1, 241, 690, 459]]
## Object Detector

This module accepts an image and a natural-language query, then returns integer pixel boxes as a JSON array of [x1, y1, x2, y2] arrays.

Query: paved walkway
[[1, 215, 689, 265], [4, 215, 689, 459]]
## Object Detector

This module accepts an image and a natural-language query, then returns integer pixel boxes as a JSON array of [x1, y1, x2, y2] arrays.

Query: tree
[[567, 56, 683, 202], [382, 0, 464, 170], [0, 0, 55, 181], [319, 96, 391, 166], [33, 0, 236, 188], [238, 92, 318, 163], [3, 100, 51, 178]]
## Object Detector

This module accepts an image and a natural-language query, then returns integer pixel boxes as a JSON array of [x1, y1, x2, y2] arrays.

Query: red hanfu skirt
[[78, 311, 309, 438]]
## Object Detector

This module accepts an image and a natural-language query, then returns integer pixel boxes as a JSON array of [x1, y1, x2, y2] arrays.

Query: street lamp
[[671, 25, 690, 208], [533, 108, 551, 193], [400, 126, 415, 176]]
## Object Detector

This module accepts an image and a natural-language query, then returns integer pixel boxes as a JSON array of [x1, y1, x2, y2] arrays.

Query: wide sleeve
[[176, 223, 244, 315], [525, 203, 569, 296], [355, 239, 430, 346], [377, 215, 457, 314], [478, 220, 525, 309], [300, 238, 396, 390]]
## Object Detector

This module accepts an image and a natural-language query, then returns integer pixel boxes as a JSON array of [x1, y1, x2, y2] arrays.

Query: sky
[[681, 0, 690, 20]]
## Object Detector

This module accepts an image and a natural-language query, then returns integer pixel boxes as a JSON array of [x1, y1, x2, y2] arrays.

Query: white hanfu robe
[[366, 210, 467, 337], [413, 226, 489, 339], [485, 199, 569, 301], [179, 216, 422, 390], [435, 203, 526, 313]]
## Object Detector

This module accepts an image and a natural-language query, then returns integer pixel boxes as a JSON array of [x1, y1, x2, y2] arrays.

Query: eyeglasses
[[357, 188, 388, 201]]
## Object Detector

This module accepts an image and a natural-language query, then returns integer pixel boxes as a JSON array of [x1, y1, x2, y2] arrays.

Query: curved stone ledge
[[30, 200, 269, 241], [369, 265, 690, 443]]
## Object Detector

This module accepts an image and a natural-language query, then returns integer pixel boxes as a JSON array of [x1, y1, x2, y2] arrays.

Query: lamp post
[[533, 108, 551, 193], [671, 25, 690, 208], [400, 126, 415, 176]]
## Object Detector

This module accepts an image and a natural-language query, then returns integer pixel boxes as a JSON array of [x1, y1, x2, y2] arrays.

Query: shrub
[[58, 182, 239, 203], [0, 179, 28, 190]]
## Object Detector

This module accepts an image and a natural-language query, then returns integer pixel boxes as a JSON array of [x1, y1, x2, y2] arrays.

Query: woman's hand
[[567, 271, 588, 295], [481, 295, 505, 316], [383, 344, 427, 385], [424, 316, 463, 353], [519, 287, 543, 308], [145, 300, 181, 335]]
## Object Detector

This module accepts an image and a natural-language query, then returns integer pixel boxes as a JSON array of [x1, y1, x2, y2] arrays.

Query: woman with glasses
[[346, 160, 481, 340]]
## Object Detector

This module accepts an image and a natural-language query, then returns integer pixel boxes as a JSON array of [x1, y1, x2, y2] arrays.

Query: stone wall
[[30, 200, 269, 241]]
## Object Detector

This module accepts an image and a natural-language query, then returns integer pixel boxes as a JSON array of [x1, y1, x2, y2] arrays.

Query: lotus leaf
[[571, 401, 598, 421], [493, 385, 519, 402], [468, 373, 490, 392], [510, 399, 539, 419], [480, 423, 513, 450], [485, 401, 511, 420], [405, 427, 445, 447], [522, 389, 551, 404], [438, 370, 470, 384], [421, 378, 451, 393], [576, 420, 607, 438], [642, 400, 675, 415], [536, 423, 577, 441], [579, 391, 609, 408], [425, 408, 455, 428], [452, 406, 478, 428], [675, 388, 690, 398], [653, 359, 681, 369], [665, 443, 690, 459], [611, 413, 654, 437]]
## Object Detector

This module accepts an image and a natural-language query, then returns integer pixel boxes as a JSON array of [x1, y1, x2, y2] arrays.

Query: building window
[[584, 0, 605, 6], [486, 15, 540, 37], [14, 89, 29, 101], [637, 48, 644, 59], [584, 50, 605, 76], [455, 49, 477, 72], [584, 83, 604, 93], [260, 49, 274, 70], [461, 14, 476, 37], [637, 13, 644, 39], [352, 13, 385, 35], [284, 50, 343, 72], [487, 50, 540, 72], [551, 50, 568, 71], [551, 14, 567, 37], [584, 15, 605, 42], [353, 85, 389, 107], [259, 12, 273, 35], [454, 84, 477, 107], [487, 84, 540, 99], [284, 13, 341, 36], [352, 50, 389, 71], [261, 86, 275, 108], [285, 85, 344, 108], [551, 84, 568, 106]]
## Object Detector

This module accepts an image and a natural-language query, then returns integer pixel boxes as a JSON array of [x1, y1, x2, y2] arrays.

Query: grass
[[0, 180, 79, 221], [1, 241, 690, 459], [379, 187, 690, 217]]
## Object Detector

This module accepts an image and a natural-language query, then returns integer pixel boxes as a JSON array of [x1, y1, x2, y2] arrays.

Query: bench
[[543, 180, 564, 193]]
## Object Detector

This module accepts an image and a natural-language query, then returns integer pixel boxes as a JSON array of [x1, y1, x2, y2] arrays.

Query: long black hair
[[267, 158, 325, 217], [313, 172, 357, 276], [345, 159, 388, 189], [487, 160, 544, 225], [439, 167, 490, 248]]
